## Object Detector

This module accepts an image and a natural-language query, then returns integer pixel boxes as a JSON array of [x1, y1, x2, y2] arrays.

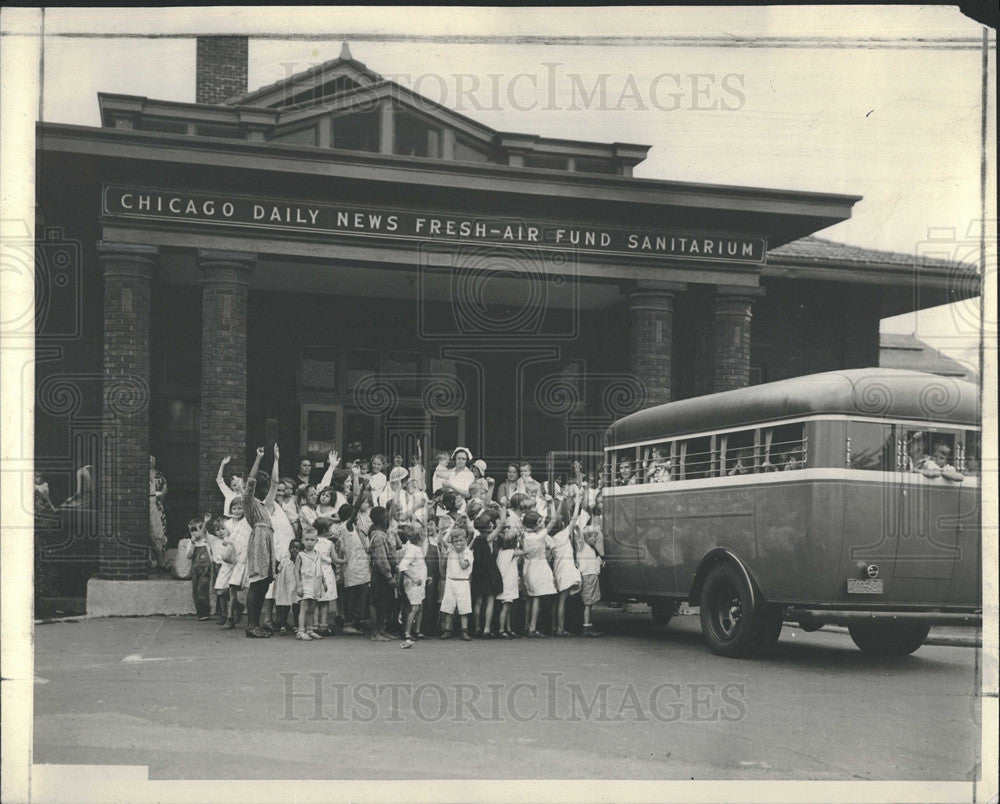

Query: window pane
[[682, 436, 712, 479], [762, 423, 805, 471], [331, 109, 380, 153], [848, 422, 893, 471]]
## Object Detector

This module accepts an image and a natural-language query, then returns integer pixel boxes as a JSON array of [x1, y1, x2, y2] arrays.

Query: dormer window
[[394, 109, 441, 158], [331, 108, 380, 153]]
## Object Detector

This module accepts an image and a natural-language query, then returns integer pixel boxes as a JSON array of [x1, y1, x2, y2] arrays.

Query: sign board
[[102, 184, 767, 264]]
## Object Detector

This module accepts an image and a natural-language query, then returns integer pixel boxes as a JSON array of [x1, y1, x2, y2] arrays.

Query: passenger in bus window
[[931, 442, 964, 482], [645, 447, 673, 483], [618, 459, 637, 485], [904, 432, 940, 477], [727, 448, 752, 476], [783, 449, 804, 471], [965, 448, 980, 476]]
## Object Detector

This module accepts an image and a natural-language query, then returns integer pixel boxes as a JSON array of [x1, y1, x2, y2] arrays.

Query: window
[[454, 137, 493, 163], [394, 110, 441, 158], [900, 428, 958, 473], [720, 429, 755, 476], [331, 109, 380, 153], [299, 348, 339, 392], [166, 399, 200, 432], [680, 436, 712, 480], [761, 422, 806, 471], [384, 352, 421, 396], [136, 119, 187, 134], [524, 153, 568, 171], [640, 441, 675, 483], [962, 430, 980, 475], [574, 156, 615, 174], [271, 126, 317, 146], [847, 422, 894, 471], [196, 124, 242, 139]]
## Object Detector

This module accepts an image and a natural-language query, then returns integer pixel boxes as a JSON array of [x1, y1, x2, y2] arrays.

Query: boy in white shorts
[[398, 525, 427, 648], [439, 528, 474, 641]]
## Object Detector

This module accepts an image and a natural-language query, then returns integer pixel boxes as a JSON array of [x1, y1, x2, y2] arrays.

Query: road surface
[[33, 609, 981, 780]]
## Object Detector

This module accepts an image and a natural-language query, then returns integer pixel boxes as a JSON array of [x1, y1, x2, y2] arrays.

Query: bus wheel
[[699, 562, 765, 658], [848, 622, 931, 656], [650, 600, 677, 628]]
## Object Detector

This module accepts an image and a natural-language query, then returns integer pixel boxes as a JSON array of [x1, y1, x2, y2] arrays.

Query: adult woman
[[497, 464, 520, 509], [442, 447, 475, 500], [241, 444, 278, 638], [149, 455, 168, 572]]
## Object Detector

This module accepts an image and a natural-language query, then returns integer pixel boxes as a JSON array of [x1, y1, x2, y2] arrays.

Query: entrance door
[[300, 404, 343, 470]]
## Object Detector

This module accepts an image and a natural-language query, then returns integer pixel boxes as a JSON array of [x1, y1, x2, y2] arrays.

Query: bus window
[[641, 442, 674, 483], [762, 422, 806, 472], [682, 436, 712, 479], [616, 448, 639, 486], [962, 430, 980, 475], [721, 430, 755, 476], [847, 422, 894, 470], [902, 429, 963, 480]]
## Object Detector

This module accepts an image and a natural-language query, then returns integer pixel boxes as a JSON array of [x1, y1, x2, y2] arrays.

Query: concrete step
[[87, 578, 195, 617]]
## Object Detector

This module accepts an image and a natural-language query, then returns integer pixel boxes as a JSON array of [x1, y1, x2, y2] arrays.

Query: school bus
[[601, 368, 982, 658]]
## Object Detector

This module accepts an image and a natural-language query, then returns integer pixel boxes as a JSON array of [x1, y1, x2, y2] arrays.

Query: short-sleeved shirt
[[446, 546, 474, 580], [398, 542, 428, 586]]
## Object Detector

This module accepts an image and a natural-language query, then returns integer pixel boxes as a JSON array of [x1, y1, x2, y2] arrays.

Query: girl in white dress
[[547, 493, 583, 636], [520, 510, 557, 637], [263, 496, 296, 630], [294, 530, 325, 640], [221, 496, 250, 629], [496, 521, 527, 638], [273, 538, 302, 634], [314, 517, 345, 636], [211, 517, 235, 623]]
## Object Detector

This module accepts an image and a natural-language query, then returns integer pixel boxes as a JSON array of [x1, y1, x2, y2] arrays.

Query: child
[[336, 482, 371, 634], [440, 527, 474, 641], [297, 485, 319, 529], [273, 538, 303, 635], [496, 522, 526, 638], [314, 516, 346, 636], [367, 506, 398, 642], [548, 494, 583, 637], [408, 444, 426, 492], [222, 496, 250, 630], [577, 525, 604, 637], [421, 519, 443, 636], [209, 516, 233, 622], [185, 513, 215, 620], [432, 450, 451, 494], [470, 511, 504, 638], [294, 527, 325, 640], [520, 510, 557, 637], [397, 524, 427, 648], [215, 455, 244, 507]]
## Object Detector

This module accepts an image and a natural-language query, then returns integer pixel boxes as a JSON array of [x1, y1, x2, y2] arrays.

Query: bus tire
[[848, 622, 930, 656], [699, 562, 765, 658], [650, 600, 676, 628]]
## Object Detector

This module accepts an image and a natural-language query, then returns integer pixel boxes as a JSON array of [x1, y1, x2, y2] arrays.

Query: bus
[[601, 368, 982, 658]]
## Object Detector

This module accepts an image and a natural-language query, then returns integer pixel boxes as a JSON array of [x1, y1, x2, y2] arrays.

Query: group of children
[[184, 444, 608, 646]]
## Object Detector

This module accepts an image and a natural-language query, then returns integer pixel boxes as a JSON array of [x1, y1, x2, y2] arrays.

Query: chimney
[[196, 36, 248, 104]]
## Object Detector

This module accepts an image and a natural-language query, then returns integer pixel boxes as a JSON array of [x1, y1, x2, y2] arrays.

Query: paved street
[[33, 609, 980, 781]]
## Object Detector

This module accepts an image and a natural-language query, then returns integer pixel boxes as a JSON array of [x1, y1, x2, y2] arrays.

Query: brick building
[[35, 38, 975, 582]]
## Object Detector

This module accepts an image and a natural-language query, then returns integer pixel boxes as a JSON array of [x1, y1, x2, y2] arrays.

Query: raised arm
[[319, 450, 340, 489], [216, 456, 232, 497], [264, 445, 280, 510], [247, 446, 265, 489]]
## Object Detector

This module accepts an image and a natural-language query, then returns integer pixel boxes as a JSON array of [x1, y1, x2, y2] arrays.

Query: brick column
[[99, 242, 157, 579], [628, 281, 685, 406], [198, 249, 255, 513], [711, 286, 764, 393]]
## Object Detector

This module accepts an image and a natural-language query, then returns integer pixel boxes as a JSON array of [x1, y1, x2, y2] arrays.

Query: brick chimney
[[196, 36, 248, 104]]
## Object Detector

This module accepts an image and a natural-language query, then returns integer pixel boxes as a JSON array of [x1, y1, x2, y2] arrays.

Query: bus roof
[[605, 368, 980, 446]]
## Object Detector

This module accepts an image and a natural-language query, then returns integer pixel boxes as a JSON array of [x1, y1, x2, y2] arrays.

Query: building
[[879, 331, 979, 384], [35, 37, 977, 582]]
